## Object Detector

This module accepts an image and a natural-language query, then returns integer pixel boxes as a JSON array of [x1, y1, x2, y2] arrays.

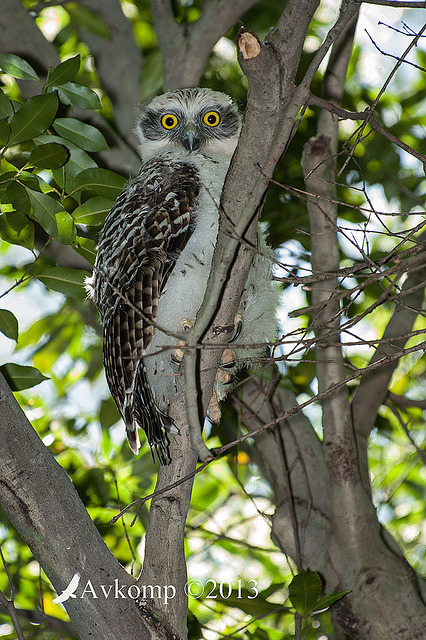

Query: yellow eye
[[161, 114, 178, 129], [203, 111, 220, 127]]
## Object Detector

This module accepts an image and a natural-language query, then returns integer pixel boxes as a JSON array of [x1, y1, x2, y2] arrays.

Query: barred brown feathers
[[92, 160, 200, 463], [89, 88, 242, 463]]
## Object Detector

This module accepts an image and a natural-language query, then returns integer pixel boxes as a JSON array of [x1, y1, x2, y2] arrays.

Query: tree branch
[[351, 231, 426, 442], [0, 602, 76, 637], [302, 10, 358, 487], [0, 374, 161, 640], [79, 0, 142, 145], [0, 0, 58, 96], [151, 0, 261, 90], [183, 0, 326, 459], [237, 379, 331, 570], [309, 93, 426, 171], [139, 395, 198, 639]]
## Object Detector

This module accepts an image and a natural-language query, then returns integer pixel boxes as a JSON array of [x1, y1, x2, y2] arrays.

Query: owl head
[[136, 88, 241, 163]]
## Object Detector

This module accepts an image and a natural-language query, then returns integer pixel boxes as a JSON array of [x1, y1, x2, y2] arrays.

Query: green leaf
[[72, 168, 125, 200], [0, 53, 39, 81], [46, 55, 80, 88], [53, 118, 108, 152], [0, 309, 19, 341], [27, 143, 69, 169], [25, 186, 76, 244], [0, 119, 11, 146], [312, 590, 351, 614], [37, 267, 86, 298], [0, 211, 34, 249], [15, 172, 41, 194], [0, 88, 13, 119], [57, 82, 101, 110], [288, 570, 322, 617], [8, 93, 58, 145], [7, 181, 30, 213], [0, 363, 48, 391], [26, 188, 64, 239], [0, 172, 18, 202], [200, 587, 286, 618], [73, 196, 111, 225], [73, 236, 96, 265], [35, 134, 97, 182], [55, 209, 77, 245], [65, 3, 111, 39]]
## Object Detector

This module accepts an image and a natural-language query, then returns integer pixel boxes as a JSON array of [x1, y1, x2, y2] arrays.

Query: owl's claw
[[171, 319, 194, 364], [216, 369, 235, 386], [219, 347, 236, 369], [208, 389, 221, 424], [171, 343, 185, 365], [228, 313, 243, 344], [181, 318, 193, 332]]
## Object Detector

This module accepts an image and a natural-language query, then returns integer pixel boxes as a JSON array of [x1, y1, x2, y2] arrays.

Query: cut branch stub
[[237, 29, 262, 60]]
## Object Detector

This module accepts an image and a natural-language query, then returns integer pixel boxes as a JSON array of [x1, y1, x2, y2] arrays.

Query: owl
[[86, 88, 276, 463]]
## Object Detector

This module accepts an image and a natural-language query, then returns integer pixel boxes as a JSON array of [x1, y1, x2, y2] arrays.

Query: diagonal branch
[[0, 374, 157, 640], [351, 231, 426, 441], [308, 93, 426, 171]]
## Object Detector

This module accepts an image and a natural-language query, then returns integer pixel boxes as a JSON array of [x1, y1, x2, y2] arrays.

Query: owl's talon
[[171, 350, 183, 365], [229, 313, 243, 344], [171, 339, 186, 365], [220, 347, 236, 368], [172, 320, 193, 365], [208, 389, 221, 424], [181, 318, 194, 332], [219, 360, 236, 370], [216, 369, 234, 386]]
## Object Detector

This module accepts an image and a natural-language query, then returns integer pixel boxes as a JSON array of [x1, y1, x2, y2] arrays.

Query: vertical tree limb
[[299, 10, 426, 638], [79, 0, 143, 145], [138, 395, 198, 639]]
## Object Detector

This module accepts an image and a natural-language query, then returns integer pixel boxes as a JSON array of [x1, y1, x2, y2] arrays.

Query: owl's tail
[[126, 363, 174, 465]]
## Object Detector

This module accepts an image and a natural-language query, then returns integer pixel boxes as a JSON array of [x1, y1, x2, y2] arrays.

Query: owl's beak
[[182, 127, 201, 152]]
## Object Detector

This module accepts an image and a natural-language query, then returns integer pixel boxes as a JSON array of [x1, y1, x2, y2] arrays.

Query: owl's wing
[[93, 160, 200, 462]]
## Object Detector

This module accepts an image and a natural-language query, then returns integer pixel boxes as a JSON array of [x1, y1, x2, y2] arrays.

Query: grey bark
[[239, 380, 426, 640], [1, 1, 425, 640], [0, 374, 162, 640], [294, 10, 425, 638], [139, 395, 198, 638]]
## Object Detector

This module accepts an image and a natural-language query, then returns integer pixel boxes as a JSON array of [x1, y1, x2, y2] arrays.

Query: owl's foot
[[229, 313, 243, 344], [208, 348, 238, 424], [216, 348, 236, 385], [171, 318, 194, 365]]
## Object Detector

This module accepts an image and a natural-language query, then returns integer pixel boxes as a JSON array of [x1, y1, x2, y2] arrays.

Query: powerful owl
[[87, 88, 276, 463]]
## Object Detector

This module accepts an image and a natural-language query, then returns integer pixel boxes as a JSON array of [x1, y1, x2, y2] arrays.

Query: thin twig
[[384, 401, 426, 465], [110, 338, 426, 522], [0, 544, 25, 640], [308, 93, 426, 170]]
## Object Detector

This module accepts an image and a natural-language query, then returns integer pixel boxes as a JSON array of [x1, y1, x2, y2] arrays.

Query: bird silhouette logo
[[53, 573, 81, 604]]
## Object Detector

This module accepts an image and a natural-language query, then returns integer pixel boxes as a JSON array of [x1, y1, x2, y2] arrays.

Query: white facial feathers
[[135, 87, 242, 163]]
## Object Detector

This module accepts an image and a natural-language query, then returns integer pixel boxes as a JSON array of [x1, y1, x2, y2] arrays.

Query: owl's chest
[[155, 187, 219, 336]]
